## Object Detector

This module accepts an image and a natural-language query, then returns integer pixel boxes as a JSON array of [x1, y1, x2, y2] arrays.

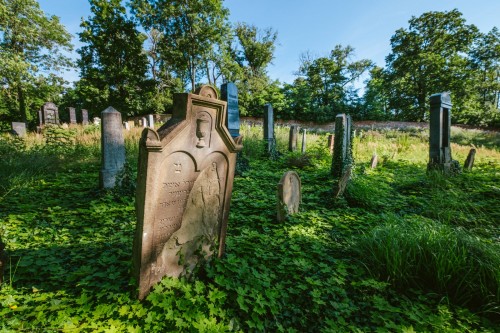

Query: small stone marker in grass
[[277, 171, 301, 222], [289, 125, 298, 152], [327, 134, 334, 154], [133, 85, 242, 300], [301, 129, 307, 154], [11, 122, 26, 137], [464, 148, 476, 171], [370, 154, 378, 169]]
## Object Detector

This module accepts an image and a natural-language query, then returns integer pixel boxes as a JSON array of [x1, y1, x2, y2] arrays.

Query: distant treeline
[[1, 1, 499, 127]]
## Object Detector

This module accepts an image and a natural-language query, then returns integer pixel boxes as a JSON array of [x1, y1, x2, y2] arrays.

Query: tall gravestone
[[288, 126, 298, 152], [68, 107, 77, 124], [427, 92, 457, 173], [11, 122, 27, 137], [80, 109, 89, 125], [327, 134, 334, 154], [148, 114, 154, 129], [331, 114, 352, 179], [142, 117, 147, 128], [39, 102, 59, 125], [301, 129, 307, 154], [277, 171, 301, 222], [263, 103, 275, 153], [100, 107, 125, 189], [221, 82, 240, 138], [133, 85, 242, 299]]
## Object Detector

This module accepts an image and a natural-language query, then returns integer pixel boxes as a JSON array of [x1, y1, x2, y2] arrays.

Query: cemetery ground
[[0, 123, 499, 332]]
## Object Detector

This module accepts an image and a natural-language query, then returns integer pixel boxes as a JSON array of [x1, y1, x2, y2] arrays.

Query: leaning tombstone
[[133, 85, 243, 300], [221, 82, 240, 138], [147, 114, 154, 129], [427, 92, 459, 173], [40, 102, 59, 125], [464, 148, 476, 171], [99, 107, 125, 189], [327, 134, 334, 154], [263, 103, 275, 154], [288, 126, 298, 152], [370, 153, 378, 169], [11, 122, 27, 137], [277, 171, 301, 222], [68, 107, 77, 124], [301, 129, 307, 154]]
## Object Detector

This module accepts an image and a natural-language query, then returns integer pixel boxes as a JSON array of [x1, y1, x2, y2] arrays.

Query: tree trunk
[[17, 84, 27, 123]]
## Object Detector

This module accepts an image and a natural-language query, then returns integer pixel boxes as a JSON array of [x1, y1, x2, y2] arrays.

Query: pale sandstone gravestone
[[142, 117, 147, 128], [124, 121, 131, 131], [427, 92, 458, 173], [128, 120, 135, 129], [221, 82, 240, 138], [100, 107, 125, 189], [301, 129, 307, 154], [39, 102, 59, 126], [289, 125, 298, 152], [68, 107, 77, 124], [11, 122, 27, 137], [464, 148, 476, 171], [370, 153, 378, 169], [148, 114, 154, 129], [263, 103, 275, 153], [277, 171, 301, 222], [327, 134, 334, 154], [331, 114, 352, 196], [133, 85, 242, 299]]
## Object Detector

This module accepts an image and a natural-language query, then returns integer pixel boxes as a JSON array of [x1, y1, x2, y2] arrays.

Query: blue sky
[[38, 0, 500, 85]]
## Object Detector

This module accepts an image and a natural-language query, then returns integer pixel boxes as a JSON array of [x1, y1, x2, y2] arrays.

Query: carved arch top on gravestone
[[277, 171, 301, 222]]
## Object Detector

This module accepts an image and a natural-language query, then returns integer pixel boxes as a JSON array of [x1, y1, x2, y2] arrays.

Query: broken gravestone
[[133, 85, 242, 300], [464, 148, 476, 171], [100, 107, 125, 189], [289, 126, 298, 152], [277, 171, 301, 222]]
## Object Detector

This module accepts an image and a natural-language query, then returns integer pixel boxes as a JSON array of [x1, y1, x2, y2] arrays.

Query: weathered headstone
[[128, 120, 135, 129], [370, 154, 378, 169], [68, 107, 77, 124], [39, 102, 59, 125], [427, 92, 458, 173], [81, 109, 89, 125], [142, 117, 147, 128], [11, 122, 27, 137], [301, 129, 307, 154], [124, 121, 131, 131], [99, 107, 125, 189], [464, 148, 476, 171], [221, 82, 240, 138], [288, 126, 298, 152], [148, 114, 154, 129], [327, 134, 334, 154], [331, 114, 352, 179], [277, 171, 301, 222], [133, 85, 242, 299], [263, 103, 275, 153], [93, 117, 101, 125]]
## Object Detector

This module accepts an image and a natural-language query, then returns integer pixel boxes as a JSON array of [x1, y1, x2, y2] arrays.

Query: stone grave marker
[[263, 103, 275, 153], [11, 122, 27, 137], [301, 129, 307, 154], [288, 126, 298, 152], [133, 85, 242, 299], [68, 107, 77, 124], [277, 171, 301, 222], [100, 107, 125, 189], [464, 148, 476, 171], [331, 113, 352, 179], [370, 154, 378, 169], [148, 114, 154, 128], [93, 117, 101, 125], [221, 82, 240, 138], [427, 92, 458, 173], [81, 109, 89, 125], [39, 102, 59, 125], [124, 121, 131, 131], [333, 166, 352, 197], [142, 117, 147, 128], [128, 120, 135, 128], [327, 134, 334, 154]]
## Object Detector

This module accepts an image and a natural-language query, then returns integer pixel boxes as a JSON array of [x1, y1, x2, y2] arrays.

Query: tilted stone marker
[[464, 148, 476, 171], [263, 103, 275, 153], [11, 122, 27, 137], [288, 126, 298, 152], [39, 102, 59, 126], [68, 107, 77, 124], [100, 107, 125, 189], [327, 134, 334, 154], [133, 85, 242, 299], [370, 154, 378, 169], [427, 92, 458, 173], [221, 82, 240, 138], [277, 171, 301, 222], [301, 129, 307, 154], [148, 114, 154, 129]]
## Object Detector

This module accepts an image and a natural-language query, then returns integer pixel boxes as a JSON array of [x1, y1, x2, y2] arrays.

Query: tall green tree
[[131, 0, 230, 92], [0, 0, 72, 123], [78, 0, 150, 116], [361, 66, 391, 120], [384, 9, 479, 121]]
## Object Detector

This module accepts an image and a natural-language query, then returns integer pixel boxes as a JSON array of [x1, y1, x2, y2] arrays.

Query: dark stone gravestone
[[133, 85, 242, 299], [331, 113, 352, 179], [11, 122, 27, 137], [427, 92, 458, 173], [464, 148, 476, 171], [288, 126, 298, 152], [68, 107, 77, 124], [370, 154, 378, 169], [277, 171, 301, 222], [263, 103, 275, 153], [221, 82, 240, 138], [80, 109, 89, 125], [301, 129, 307, 154], [327, 134, 334, 154], [40, 102, 59, 125], [100, 107, 125, 189]]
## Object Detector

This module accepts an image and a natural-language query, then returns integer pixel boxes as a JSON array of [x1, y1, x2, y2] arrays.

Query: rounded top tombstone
[[195, 85, 218, 99]]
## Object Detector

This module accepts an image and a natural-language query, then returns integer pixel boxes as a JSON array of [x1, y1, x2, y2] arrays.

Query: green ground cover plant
[[0, 124, 498, 332]]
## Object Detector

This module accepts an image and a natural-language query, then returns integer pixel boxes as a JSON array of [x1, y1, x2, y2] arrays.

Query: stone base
[[427, 160, 461, 175]]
